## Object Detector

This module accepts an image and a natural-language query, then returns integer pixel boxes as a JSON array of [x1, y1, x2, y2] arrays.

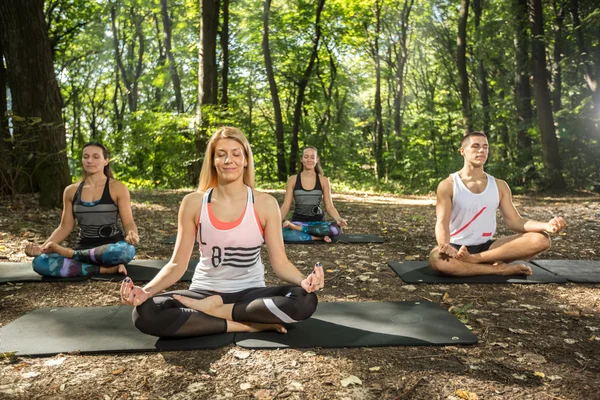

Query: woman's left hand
[[125, 231, 139, 246], [301, 262, 325, 293], [335, 218, 348, 227]]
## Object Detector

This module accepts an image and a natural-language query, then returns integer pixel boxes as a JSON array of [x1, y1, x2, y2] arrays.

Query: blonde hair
[[198, 127, 255, 191]]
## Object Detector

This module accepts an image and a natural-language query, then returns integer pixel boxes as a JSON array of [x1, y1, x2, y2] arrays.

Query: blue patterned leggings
[[282, 221, 341, 242], [32, 241, 136, 277]]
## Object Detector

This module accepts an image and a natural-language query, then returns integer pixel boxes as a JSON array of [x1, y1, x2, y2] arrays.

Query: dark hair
[[460, 131, 488, 147], [299, 146, 324, 175], [82, 142, 113, 179]]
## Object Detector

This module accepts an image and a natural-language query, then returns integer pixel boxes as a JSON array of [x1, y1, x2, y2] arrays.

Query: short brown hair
[[460, 131, 488, 147]]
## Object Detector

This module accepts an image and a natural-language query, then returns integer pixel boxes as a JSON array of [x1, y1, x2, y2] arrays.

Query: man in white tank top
[[429, 132, 567, 277]]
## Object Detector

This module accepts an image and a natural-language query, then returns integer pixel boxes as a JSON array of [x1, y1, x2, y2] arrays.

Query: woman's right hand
[[25, 243, 43, 257], [120, 278, 150, 306]]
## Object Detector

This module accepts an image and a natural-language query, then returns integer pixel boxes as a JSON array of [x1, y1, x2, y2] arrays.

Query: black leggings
[[133, 285, 318, 338]]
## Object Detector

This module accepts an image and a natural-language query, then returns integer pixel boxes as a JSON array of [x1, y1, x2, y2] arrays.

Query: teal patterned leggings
[[32, 241, 136, 277]]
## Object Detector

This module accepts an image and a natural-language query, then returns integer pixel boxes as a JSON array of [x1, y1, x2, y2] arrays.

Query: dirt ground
[[1, 189, 599, 400]]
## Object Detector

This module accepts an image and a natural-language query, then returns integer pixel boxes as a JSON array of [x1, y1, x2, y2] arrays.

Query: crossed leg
[[429, 232, 550, 277]]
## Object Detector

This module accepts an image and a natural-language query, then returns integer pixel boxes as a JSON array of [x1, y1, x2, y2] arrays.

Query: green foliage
[[45, 0, 599, 193]]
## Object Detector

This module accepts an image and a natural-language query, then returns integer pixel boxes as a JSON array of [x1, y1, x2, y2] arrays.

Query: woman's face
[[213, 139, 246, 182], [82, 146, 108, 174], [301, 148, 318, 170]]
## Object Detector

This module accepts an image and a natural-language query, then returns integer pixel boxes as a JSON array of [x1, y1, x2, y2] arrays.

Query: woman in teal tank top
[[24, 143, 138, 277], [280, 146, 348, 242]]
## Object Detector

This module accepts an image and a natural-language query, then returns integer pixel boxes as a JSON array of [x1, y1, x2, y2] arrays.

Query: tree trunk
[[0, 0, 71, 207], [513, 0, 533, 162], [373, 0, 384, 180], [392, 0, 414, 142], [457, 0, 472, 133], [288, 0, 326, 175], [201, 0, 219, 105], [160, 0, 185, 113], [0, 33, 12, 196], [220, 0, 229, 105], [153, 13, 166, 106], [552, 0, 564, 113], [473, 0, 490, 134], [528, 0, 566, 189], [263, 0, 287, 181], [570, 0, 600, 112]]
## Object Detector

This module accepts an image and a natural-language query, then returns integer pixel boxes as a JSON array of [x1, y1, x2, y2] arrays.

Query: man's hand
[[546, 216, 567, 234], [438, 243, 458, 260]]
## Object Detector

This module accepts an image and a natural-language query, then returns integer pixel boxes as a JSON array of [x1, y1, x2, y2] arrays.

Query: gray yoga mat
[[0, 262, 89, 284], [532, 259, 600, 283], [0, 260, 197, 284], [91, 259, 197, 282], [0, 306, 234, 356], [284, 233, 384, 244], [388, 261, 568, 284], [234, 301, 478, 349]]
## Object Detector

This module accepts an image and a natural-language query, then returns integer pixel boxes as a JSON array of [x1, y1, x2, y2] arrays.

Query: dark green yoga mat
[[388, 261, 568, 284], [91, 259, 197, 282], [284, 233, 384, 244], [0, 262, 89, 284], [0, 306, 234, 356], [532, 259, 600, 283], [234, 301, 478, 349]]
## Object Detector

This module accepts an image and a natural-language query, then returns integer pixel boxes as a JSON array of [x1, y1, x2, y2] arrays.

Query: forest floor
[[1, 189, 599, 400]]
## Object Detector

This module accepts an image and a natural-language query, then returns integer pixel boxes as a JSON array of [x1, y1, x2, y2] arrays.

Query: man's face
[[460, 136, 489, 166]]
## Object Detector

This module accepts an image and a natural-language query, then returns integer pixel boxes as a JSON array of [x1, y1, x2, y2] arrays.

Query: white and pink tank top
[[190, 186, 265, 293], [449, 172, 499, 246]]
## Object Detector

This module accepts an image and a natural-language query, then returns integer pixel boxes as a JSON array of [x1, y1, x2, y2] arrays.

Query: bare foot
[[25, 244, 42, 257], [245, 322, 287, 333], [323, 236, 332, 243], [100, 264, 128, 275], [173, 294, 226, 317], [496, 262, 532, 276], [456, 245, 478, 263]]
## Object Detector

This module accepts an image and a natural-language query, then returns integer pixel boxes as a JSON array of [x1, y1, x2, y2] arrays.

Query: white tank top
[[190, 186, 266, 293], [449, 172, 499, 246]]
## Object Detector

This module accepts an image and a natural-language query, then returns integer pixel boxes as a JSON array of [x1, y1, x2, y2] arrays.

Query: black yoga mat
[[0, 262, 89, 284], [0, 306, 234, 356], [234, 301, 477, 349], [91, 259, 197, 282], [388, 261, 568, 284], [284, 233, 384, 244], [532, 259, 600, 283]]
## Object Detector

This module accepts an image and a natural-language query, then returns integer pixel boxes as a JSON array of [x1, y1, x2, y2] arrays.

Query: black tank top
[[72, 178, 125, 249], [291, 173, 324, 222]]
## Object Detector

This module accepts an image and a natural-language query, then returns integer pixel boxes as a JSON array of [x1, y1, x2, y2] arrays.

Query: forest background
[[0, 0, 598, 208]]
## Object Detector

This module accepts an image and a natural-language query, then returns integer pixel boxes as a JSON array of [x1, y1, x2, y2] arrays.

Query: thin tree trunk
[[570, 0, 600, 112], [473, 0, 490, 134], [201, 0, 219, 105], [552, 0, 564, 113], [0, 35, 12, 196], [220, 0, 229, 105], [393, 0, 414, 141], [528, 0, 566, 189], [513, 0, 533, 162], [373, 0, 384, 180], [263, 0, 286, 181], [153, 13, 166, 106], [0, 0, 71, 207], [288, 0, 326, 175], [457, 0, 472, 133], [160, 0, 184, 112]]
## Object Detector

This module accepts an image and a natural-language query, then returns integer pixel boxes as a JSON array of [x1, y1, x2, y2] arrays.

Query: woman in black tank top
[[280, 146, 348, 242], [24, 143, 139, 278]]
